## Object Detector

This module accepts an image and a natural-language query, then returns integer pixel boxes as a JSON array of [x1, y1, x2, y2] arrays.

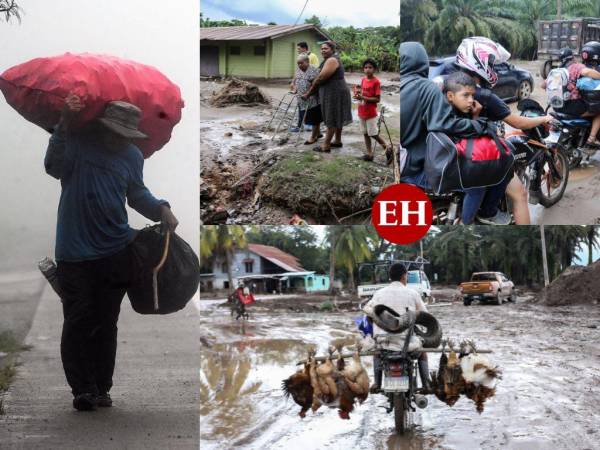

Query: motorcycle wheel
[[539, 148, 569, 208], [393, 393, 408, 435]]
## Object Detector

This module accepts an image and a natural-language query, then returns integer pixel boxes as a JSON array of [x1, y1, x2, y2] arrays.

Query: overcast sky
[[201, 0, 399, 27]]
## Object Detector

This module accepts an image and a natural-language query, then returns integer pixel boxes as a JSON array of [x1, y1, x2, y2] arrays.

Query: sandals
[[330, 142, 343, 148], [586, 137, 600, 147], [313, 146, 331, 153], [361, 154, 374, 162]]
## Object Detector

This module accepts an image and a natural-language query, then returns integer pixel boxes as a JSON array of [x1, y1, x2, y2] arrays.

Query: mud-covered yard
[[199, 292, 600, 450], [200, 73, 400, 225]]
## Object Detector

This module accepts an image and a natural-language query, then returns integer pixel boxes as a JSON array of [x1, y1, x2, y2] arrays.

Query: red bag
[[237, 290, 256, 306], [425, 131, 515, 194], [0, 53, 184, 158]]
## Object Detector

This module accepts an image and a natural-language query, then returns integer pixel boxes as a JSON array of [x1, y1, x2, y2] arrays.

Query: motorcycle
[[506, 99, 569, 208], [429, 101, 569, 223], [375, 329, 430, 434], [547, 111, 593, 169]]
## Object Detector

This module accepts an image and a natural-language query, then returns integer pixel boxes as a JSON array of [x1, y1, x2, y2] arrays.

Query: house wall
[[201, 39, 267, 78], [201, 30, 323, 79], [269, 30, 323, 78], [212, 249, 263, 289], [305, 274, 330, 292]]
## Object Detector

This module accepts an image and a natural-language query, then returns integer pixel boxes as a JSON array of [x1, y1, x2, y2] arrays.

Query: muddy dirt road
[[199, 296, 600, 450], [200, 74, 399, 225], [509, 59, 600, 225]]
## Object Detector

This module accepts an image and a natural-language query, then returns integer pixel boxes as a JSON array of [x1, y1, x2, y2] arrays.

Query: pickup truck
[[459, 272, 516, 306]]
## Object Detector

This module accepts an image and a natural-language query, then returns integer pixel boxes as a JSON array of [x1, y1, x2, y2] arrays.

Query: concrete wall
[[269, 30, 323, 78], [306, 274, 330, 292], [212, 249, 262, 289], [201, 30, 324, 79]]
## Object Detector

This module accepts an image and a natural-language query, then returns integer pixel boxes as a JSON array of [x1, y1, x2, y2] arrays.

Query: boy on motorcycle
[[362, 263, 432, 394], [543, 47, 600, 147], [400, 41, 512, 225], [443, 71, 531, 225]]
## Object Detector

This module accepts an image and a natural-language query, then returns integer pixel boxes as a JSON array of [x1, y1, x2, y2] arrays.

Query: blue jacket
[[45, 126, 167, 262]]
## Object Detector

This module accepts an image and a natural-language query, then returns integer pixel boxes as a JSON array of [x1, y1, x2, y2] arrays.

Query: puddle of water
[[200, 301, 600, 449]]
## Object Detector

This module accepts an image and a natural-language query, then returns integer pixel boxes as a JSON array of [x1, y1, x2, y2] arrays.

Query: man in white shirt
[[363, 263, 431, 393]]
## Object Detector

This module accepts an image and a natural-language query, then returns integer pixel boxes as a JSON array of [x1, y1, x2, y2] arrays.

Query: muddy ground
[[510, 60, 600, 225], [200, 73, 400, 225], [199, 292, 599, 449]]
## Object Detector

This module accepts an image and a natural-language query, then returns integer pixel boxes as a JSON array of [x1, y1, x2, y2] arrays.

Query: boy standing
[[355, 59, 391, 162]]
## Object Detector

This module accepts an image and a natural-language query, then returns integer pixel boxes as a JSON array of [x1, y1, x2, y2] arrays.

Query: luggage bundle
[[425, 123, 515, 194], [128, 226, 200, 315], [0, 53, 184, 158], [577, 76, 600, 114]]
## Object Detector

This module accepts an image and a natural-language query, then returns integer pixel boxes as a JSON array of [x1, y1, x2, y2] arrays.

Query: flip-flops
[[313, 146, 331, 153], [330, 142, 343, 148]]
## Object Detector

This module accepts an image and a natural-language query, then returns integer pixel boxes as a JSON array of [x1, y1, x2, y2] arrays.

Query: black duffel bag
[[425, 123, 515, 194], [581, 90, 600, 114], [128, 225, 200, 314]]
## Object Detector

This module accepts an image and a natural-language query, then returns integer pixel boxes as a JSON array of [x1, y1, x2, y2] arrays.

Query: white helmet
[[456, 37, 511, 87]]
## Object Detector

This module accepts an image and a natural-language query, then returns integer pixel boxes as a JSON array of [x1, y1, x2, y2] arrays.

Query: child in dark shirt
[[443, 72, 529, 225]]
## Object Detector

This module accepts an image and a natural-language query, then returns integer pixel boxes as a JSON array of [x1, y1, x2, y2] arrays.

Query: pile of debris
[[537, 260, 600, 306], [209, 78, 270, 107]]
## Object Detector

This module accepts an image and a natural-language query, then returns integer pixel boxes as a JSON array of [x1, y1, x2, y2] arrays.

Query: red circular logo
[[371, 184, 432, 244]]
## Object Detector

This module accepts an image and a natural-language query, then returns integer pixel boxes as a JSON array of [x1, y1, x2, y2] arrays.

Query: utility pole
[[540, 225, 550, 287], [557, 0, 562, 20], [420, 240, 424, 260]]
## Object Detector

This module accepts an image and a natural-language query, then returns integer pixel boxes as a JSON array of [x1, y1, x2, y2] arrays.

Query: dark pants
[[57, 246, 131, 396]]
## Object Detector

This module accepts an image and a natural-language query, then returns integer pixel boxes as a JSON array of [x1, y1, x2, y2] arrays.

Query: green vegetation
[[388, 225, 599, 285], [0, 330, 31, 413], [401, 0, 598, 59], [260, 153, 390, 218], [200, 225, 250, 292]]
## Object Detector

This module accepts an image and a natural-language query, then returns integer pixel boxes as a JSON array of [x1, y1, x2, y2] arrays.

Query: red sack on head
[[0, 53, 184, 158]]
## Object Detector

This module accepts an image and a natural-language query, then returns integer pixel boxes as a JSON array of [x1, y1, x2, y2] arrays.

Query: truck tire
[[414, 311, 442, 348], [463, 297, 472, 306], [540, 60, 553, 79]]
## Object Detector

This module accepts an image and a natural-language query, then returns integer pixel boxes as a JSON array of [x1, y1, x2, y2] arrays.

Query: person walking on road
[[44, 94, 179, 411]]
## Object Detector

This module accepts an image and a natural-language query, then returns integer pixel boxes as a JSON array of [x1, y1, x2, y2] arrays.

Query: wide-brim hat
[[98, 101, 148, 139]]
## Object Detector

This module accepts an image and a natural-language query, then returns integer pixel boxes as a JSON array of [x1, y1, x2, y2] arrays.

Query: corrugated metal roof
[[247, 244, 305, 272], [200, 24, 330, 42]]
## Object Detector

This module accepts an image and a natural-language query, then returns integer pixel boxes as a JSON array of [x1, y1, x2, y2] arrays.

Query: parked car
[[459, 272, 516, 306], [429, 56, 534, 102]]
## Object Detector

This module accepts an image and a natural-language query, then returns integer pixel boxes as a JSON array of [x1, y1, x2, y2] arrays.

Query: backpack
[[425, 124, 515, 194], [545, 68, 570, 109], [577, 76, 600, 114]]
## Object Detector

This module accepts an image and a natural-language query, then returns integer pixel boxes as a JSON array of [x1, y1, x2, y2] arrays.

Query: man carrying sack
[[44, 94, 179, 411]]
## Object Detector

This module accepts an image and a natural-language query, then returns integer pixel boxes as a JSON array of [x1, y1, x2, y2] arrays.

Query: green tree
[[200, 225, 247, 293], [200, 13, 248, 28], [584, 226, 599, 265], [304, 15, 323, 28], [326, 226, 375, 293]]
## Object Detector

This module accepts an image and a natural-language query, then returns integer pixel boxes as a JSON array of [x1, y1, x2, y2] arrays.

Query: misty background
[[0, 0, 200, 273]]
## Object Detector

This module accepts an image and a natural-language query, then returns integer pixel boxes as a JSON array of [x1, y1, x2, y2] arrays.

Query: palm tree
[[325, 226, 375, 293], [1, 0, 21, 23], [200, 225, 247, 293], [584, 225, 599, 265], [424, 0, 533, 58]]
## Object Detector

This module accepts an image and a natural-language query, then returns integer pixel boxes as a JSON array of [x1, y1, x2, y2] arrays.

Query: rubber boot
[[418, 357, 432, 394], [370, 356, 383, 394]]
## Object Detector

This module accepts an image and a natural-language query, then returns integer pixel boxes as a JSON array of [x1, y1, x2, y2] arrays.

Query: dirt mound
[[210, 78, 270, 107], [537, 261, 600, 306], [259, 152, 392, 220]]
